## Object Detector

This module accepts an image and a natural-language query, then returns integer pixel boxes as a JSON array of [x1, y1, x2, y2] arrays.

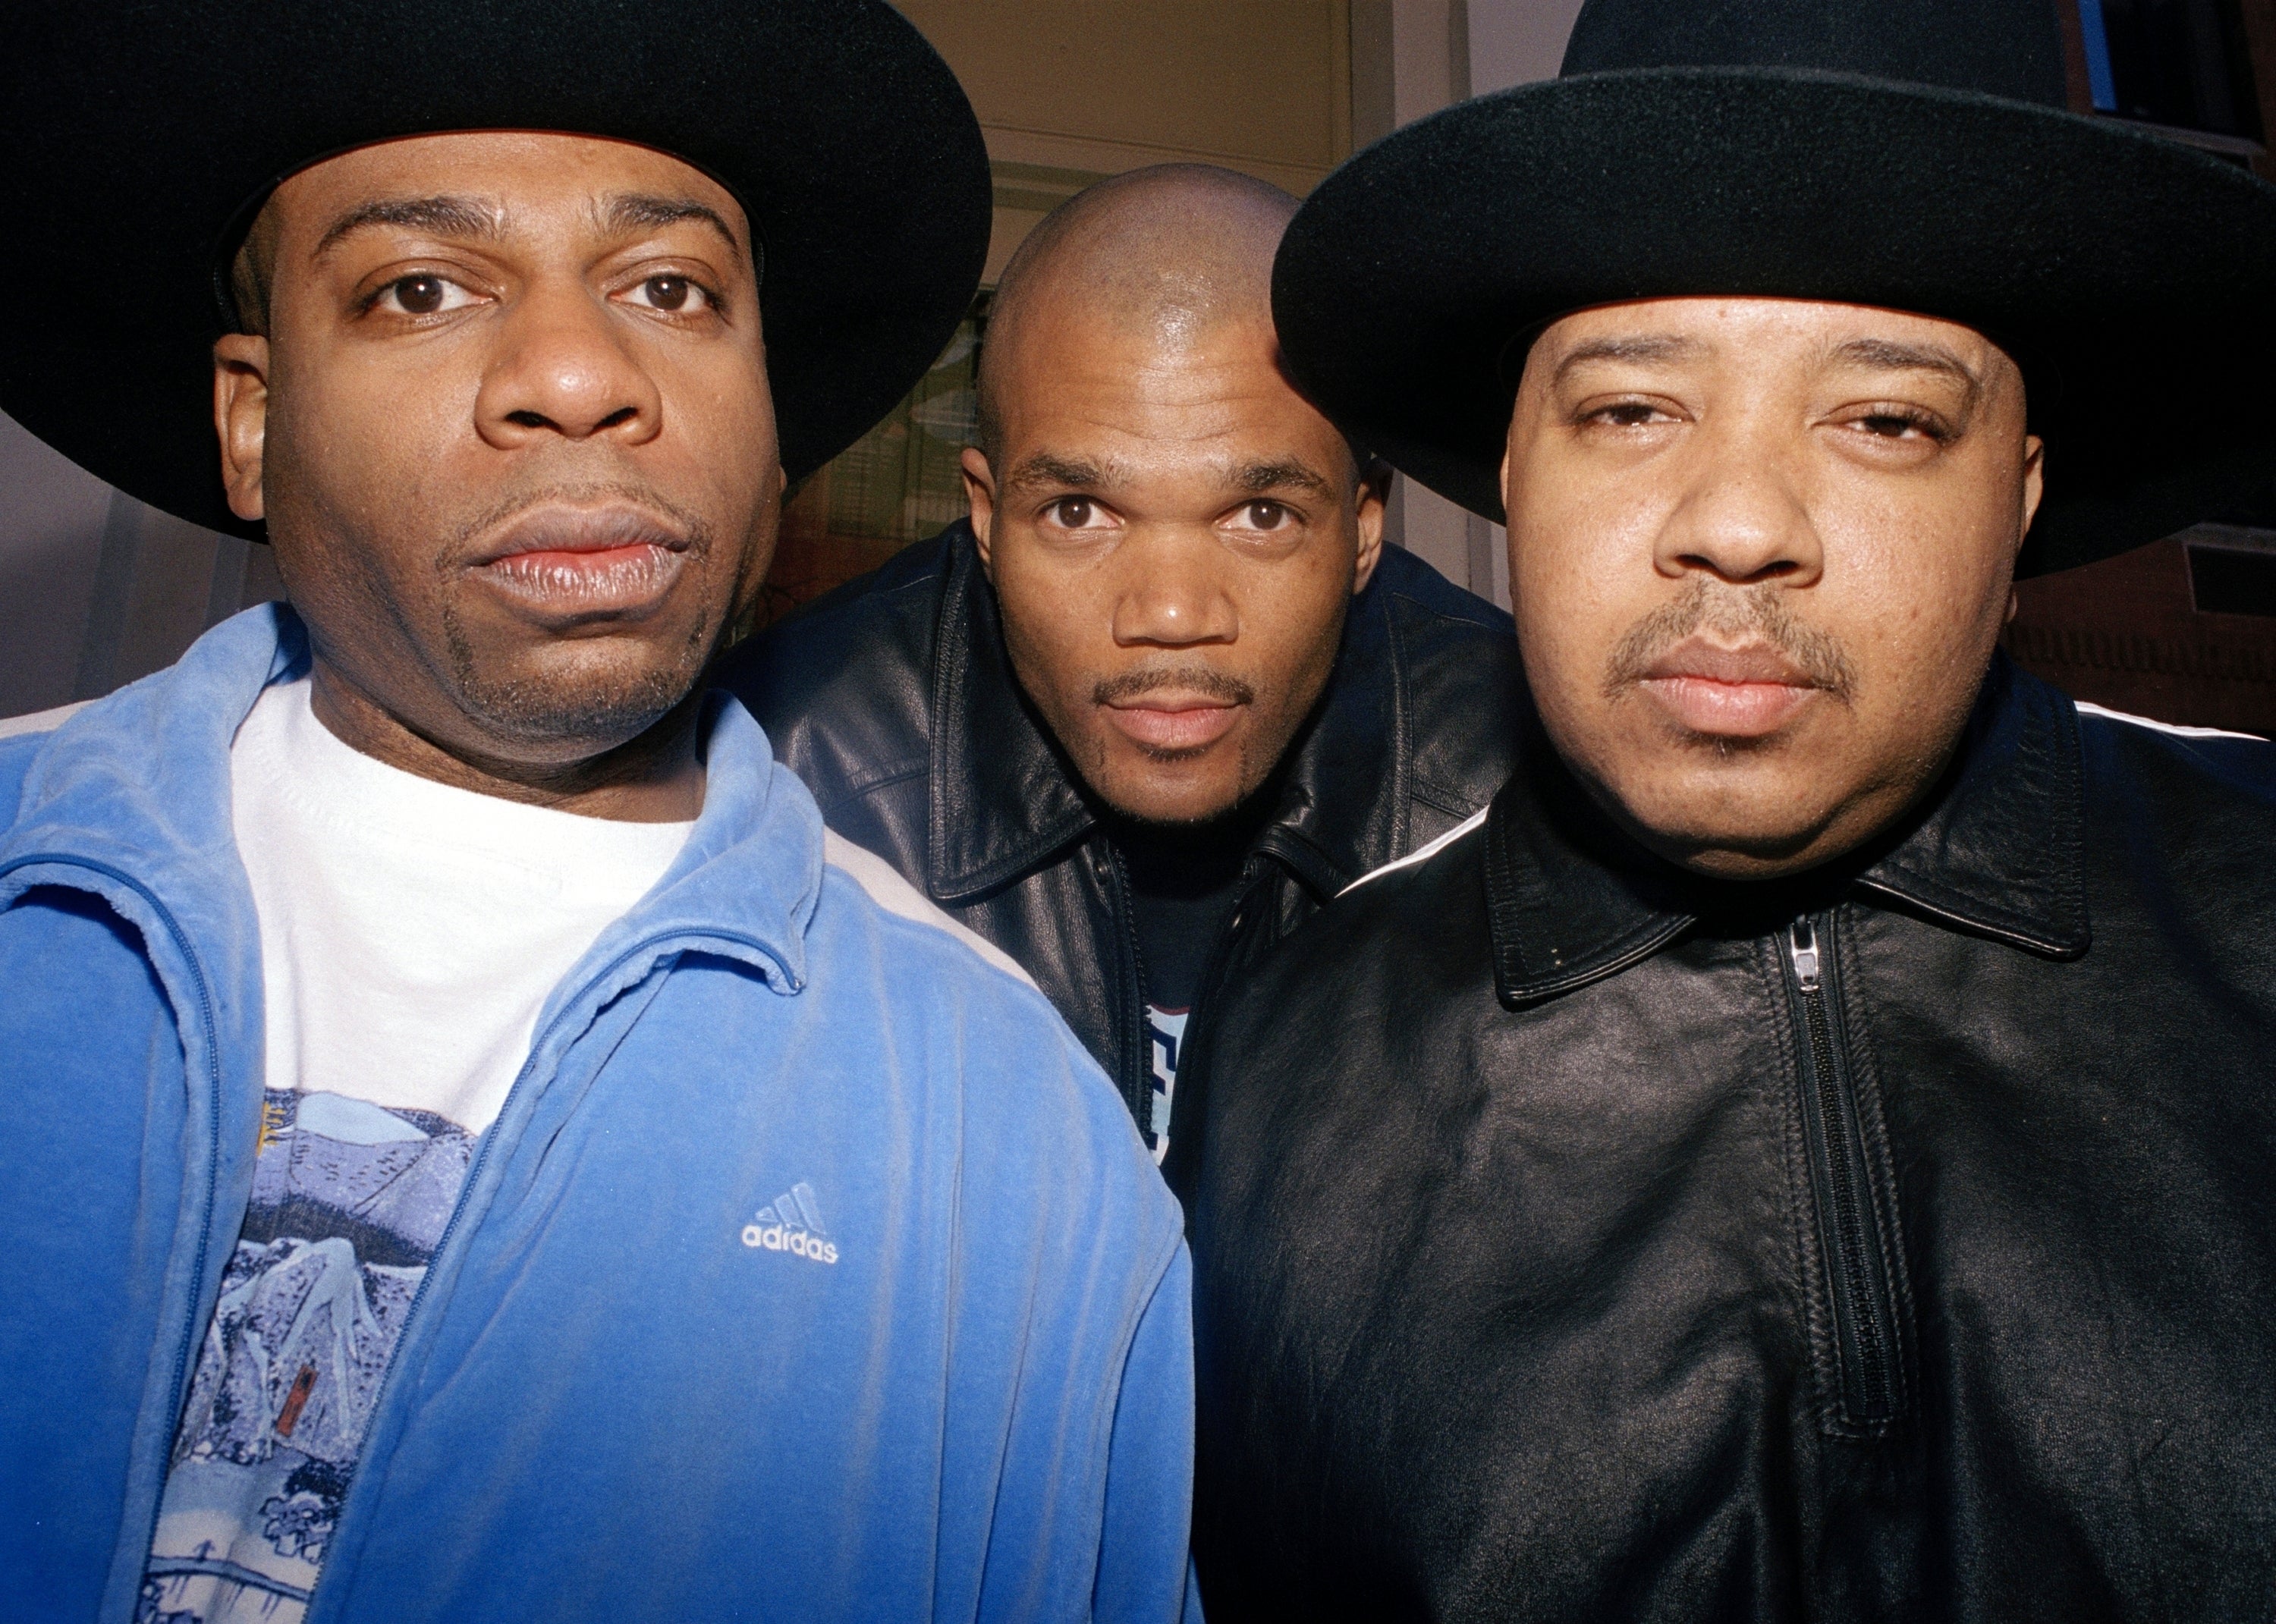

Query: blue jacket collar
[[2, 604, 825, 1007]]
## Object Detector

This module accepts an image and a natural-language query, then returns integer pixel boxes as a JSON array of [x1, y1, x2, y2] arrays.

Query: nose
[[1654, 419, 1824, 589], [1109, 527, 1239, 649], [475, 275, 664, 448]]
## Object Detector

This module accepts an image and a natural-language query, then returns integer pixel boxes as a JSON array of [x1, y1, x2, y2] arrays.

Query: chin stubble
[[1079, 661, 1269, 820], [436, 482, 720, 746]]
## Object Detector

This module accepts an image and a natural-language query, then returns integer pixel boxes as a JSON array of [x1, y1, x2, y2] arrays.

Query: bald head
[[976, 165, 1297, 462]]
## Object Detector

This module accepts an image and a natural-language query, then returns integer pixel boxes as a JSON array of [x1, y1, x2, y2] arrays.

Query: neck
[[1101, 774, 1283, 887], [307, 661, 706, 823]]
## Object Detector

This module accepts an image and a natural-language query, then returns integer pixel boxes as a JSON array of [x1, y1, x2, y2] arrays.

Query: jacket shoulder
[[1369, 549, 1526, 822], [713, 529, 956, 809], [1371, 543, 1511, 635], [2073, 699, 2276, 871], [1169, 803, 1493, 1202], [2074, 701, 2276, 789], [1219, 808, 1492, 1064], [805, 825, 1184, 1249], [816, 828, 1034, 991], [0, 703, 93, 831]]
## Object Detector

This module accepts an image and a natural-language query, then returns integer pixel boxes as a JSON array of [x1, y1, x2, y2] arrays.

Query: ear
[[1350, 457, 1390, 595], [214, 334, 272, 522], [2017, 433, 2046, 555], [960, 445, 998, 580]]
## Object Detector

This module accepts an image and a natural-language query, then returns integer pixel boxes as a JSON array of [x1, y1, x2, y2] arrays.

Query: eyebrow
[[599, 193, 746, 265], [1828, 337, 1983, 401], [998, 452, 1338, 501], [1001, 452, 1114, 494], [313, 196, 501, 259], [1551, 334, 1704, 384], [1230, 458, 1335, 498], [310, 191, 745, 265]]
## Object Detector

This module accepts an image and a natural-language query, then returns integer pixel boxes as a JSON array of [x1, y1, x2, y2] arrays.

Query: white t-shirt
[[228, 676, 694, 1134], [140, 677, 692, 1624]]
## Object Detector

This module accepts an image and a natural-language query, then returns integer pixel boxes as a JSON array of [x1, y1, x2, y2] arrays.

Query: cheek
[[270, 342, 466, 526], [1505, 435, 1671, 704], [1819, 486, 2019, 712], [1508, 521, 1639, 712], [1243, 545, 1350, 677], [259, 353, 434, 580], [991, 536, 1115, 705], [671, 355, 777, 504]]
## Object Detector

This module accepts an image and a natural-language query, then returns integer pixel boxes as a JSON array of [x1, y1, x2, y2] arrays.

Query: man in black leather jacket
[[1175, 0, 2276, 1618], [718, 165, 1520, 1157]]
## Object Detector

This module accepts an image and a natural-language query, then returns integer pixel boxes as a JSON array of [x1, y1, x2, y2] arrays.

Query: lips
[[469, 505, 691, 617], [1636, 636, 1824, 737], [1102, 694, 1243, 752]]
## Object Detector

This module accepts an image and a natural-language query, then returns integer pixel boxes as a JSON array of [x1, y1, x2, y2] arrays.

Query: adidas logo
[[741, 1180, 839, 1264]]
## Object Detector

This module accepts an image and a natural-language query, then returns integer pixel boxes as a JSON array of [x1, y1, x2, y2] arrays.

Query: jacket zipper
[[1102, 843, 1156, 1132], [1105, 844, 1271, 1154], [1782, 913, 1907, 1433]]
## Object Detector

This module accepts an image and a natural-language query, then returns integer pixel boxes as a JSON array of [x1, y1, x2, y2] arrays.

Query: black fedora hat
[[0, 0, 991, 540], [1272, 0, 2276, 575]]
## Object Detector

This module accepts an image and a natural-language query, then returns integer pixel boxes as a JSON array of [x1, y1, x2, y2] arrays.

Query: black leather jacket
[[1174, 658, 2276, 1622], [717, 521, 1525, 1133]]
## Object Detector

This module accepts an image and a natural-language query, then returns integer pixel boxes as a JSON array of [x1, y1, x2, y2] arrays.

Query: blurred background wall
[[8, 0, 2276, 733]]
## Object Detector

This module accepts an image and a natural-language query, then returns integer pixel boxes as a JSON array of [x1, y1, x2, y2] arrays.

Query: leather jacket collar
[[1486, 655, 2092, 1007], [925, 526, 1413, 904], [925, 544, 1092, 902]]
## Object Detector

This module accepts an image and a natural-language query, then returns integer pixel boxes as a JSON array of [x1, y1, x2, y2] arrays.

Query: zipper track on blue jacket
[[1, 853, 225, 1588], [312, 925, 792, 1613]]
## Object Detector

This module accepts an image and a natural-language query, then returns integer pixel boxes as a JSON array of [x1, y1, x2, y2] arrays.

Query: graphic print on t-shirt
[[141, 1089, 475, 1624], [1146, 1005, 1190, 1167]]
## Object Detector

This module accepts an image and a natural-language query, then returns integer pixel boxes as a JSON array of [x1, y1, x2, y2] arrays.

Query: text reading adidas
[[743, 1180, 839, 1264]]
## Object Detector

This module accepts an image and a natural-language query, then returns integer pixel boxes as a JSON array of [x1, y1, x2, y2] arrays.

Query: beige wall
[[893, 1, 1356, 278]]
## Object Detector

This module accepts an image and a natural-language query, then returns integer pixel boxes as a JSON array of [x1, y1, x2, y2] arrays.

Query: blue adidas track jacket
[[0, 607, 1198, 1623]]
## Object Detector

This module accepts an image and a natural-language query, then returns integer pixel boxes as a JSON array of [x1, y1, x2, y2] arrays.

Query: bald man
[[718, 164, 1522, 1162]]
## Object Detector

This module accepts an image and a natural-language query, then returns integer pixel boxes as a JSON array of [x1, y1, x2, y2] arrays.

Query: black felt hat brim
[[0, 0, 991, 540], [1272, 68, 2276, 576]]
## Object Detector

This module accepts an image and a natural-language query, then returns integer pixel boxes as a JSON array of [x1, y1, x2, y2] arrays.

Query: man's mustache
[[1603, 579, 1859, 701], [1092, 664, 1256, 707]]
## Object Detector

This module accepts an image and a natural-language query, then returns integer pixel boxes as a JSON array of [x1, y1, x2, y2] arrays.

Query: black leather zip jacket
[[715, 521, 1524, 1136], [1170, 658, 2276, 1622]]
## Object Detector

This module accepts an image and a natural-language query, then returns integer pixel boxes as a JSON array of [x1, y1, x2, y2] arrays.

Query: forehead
[[1523, 297, 2011, 381], [265, 130, 751, 250], [998, 306, 1331, 444]]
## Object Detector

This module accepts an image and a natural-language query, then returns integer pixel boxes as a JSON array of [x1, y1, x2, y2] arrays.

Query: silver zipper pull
[[1789, 918, 1821, 991]]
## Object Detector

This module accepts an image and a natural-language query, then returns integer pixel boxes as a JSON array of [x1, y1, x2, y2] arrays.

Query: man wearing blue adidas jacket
[[0, 5, 1196, 1622]]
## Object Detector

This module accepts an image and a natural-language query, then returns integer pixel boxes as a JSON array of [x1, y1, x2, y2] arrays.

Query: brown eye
[[1243, 501, 1289, 529], [1050, 498, 1095, 527], [643, 275, 690, 310], [392, 275, 447, 314]]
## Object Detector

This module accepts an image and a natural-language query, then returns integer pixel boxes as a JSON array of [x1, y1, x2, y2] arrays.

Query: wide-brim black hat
[[0, 0, 991, 540], [1272, 0, 2276, 576]]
